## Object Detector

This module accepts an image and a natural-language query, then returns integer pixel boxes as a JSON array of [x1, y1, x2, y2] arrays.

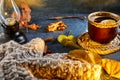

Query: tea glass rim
[[88, 11, 120, 28]]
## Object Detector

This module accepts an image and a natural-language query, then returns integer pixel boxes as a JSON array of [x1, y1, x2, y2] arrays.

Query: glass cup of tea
[[88, 11, 120, 44]]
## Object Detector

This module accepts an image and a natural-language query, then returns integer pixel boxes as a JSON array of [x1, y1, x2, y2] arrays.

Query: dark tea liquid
[[88, 16, 118, 43]]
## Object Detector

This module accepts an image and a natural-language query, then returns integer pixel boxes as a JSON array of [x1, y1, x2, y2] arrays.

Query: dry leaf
[[19, 2, 40, 31], [102, 59, 120, 79], [67, 49, 102, 64]]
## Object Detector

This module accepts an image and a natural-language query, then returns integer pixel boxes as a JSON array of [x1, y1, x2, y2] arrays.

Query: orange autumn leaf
[[20, 2, 31, 24], [28, 24, 40, 30], [19, 2, 40, 31]]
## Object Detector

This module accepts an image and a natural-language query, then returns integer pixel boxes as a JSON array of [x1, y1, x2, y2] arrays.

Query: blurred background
[[15, 0, 120, 14]]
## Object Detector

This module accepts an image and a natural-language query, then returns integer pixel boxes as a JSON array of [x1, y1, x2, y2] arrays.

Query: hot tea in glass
[[88, 11, 119, 43]]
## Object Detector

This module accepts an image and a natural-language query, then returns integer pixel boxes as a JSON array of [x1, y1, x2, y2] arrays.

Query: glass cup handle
[[117, 20, 120, 33]]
